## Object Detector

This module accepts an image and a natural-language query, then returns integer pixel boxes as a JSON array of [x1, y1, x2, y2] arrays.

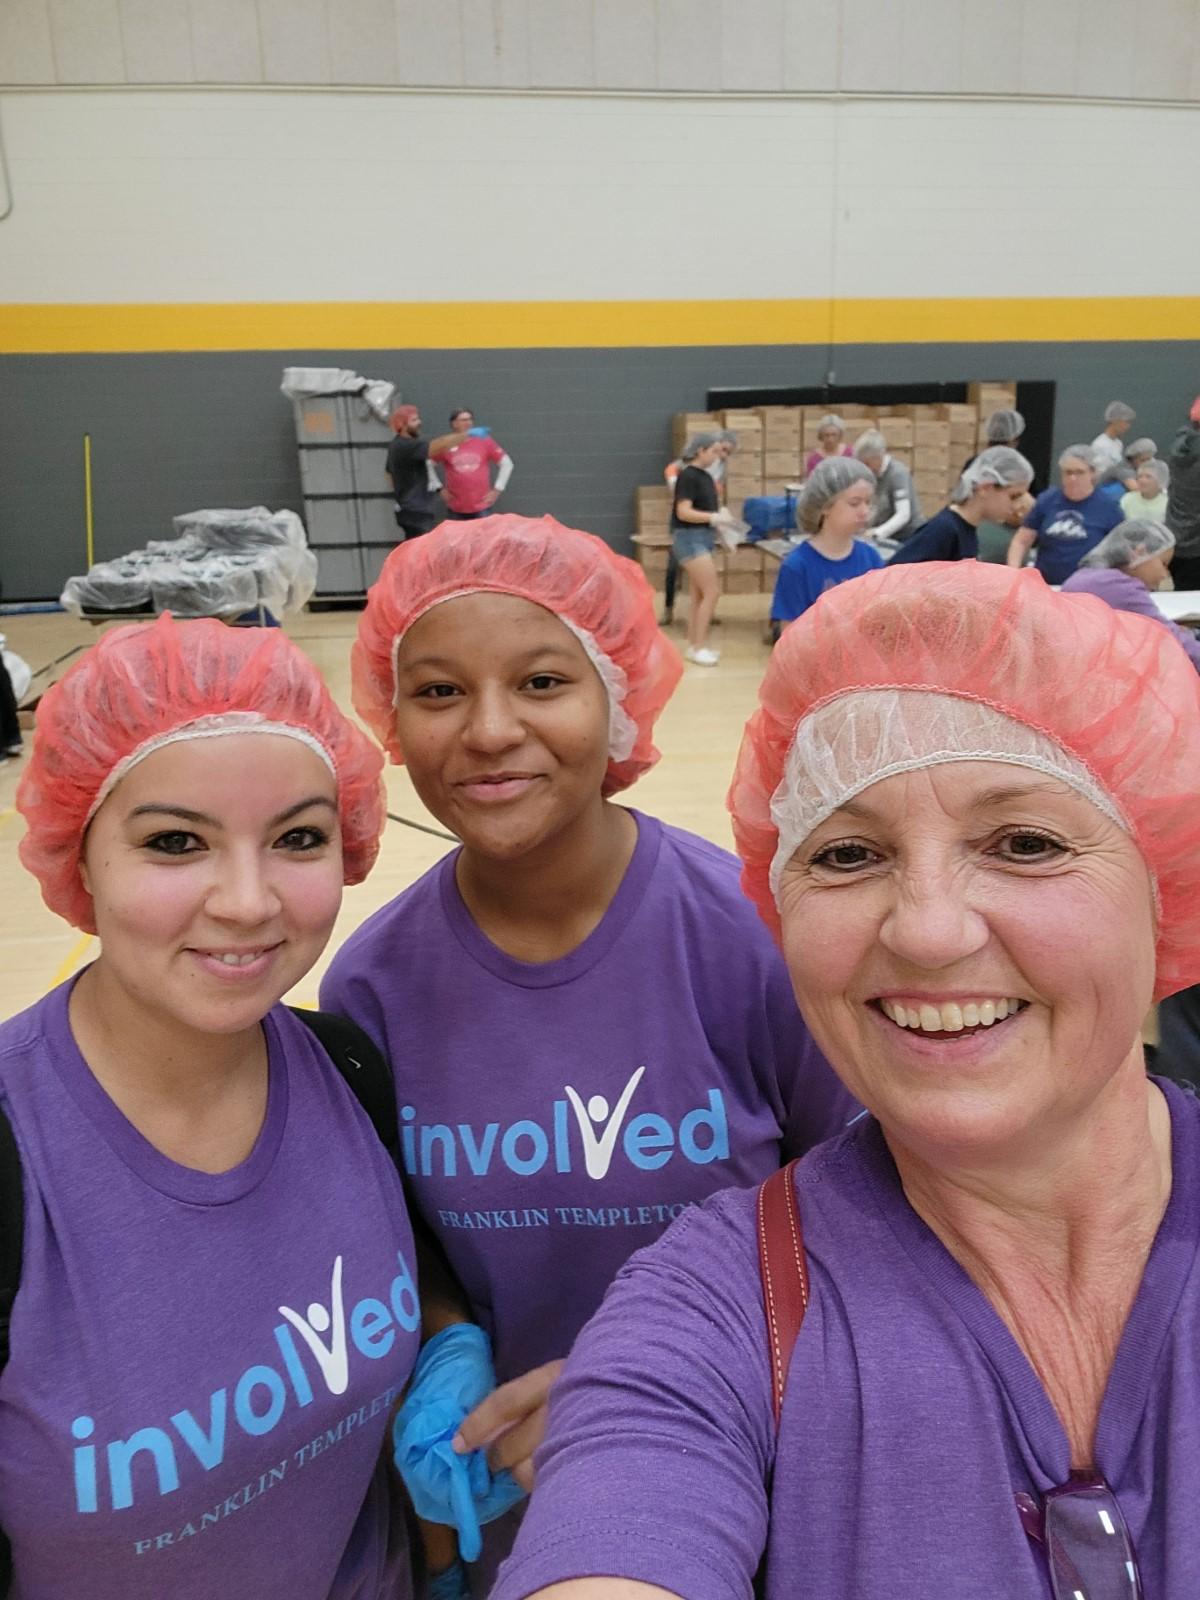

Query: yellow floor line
[[0, 808, 16, 838], [50, 933, 93, 990]]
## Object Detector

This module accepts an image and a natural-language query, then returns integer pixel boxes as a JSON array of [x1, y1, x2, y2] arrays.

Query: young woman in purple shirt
[[320, 515, 856, 1590], [0, 618, 420, 1600], [494, 562, 1200, 1600]]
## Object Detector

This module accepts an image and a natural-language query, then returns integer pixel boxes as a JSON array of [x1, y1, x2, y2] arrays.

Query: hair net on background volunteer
[[1105, 400, 1137, 423], [984, 408, 1025, 444], [852, 429, 887, 461], [681, 433, 721, 461], [797, 457, 876, 534], [1060, 443, 1098, 471], [1139, 458, 1171, 492], [1126, 437, 1157, 460], [352, 513, 684, 797], [949, 445, 1033, 504], [817, 414, 846, 435], [17, 614, 386, 933], [1081, 518, 1175, 570], [727, 562, 1200, 1000]]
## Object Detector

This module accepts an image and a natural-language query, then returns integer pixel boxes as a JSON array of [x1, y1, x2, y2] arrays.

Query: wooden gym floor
[[0, 597, 775, 1024]]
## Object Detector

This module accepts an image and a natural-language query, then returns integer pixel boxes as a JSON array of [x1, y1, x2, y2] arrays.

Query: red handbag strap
[[756, 1159, 809, 1429]]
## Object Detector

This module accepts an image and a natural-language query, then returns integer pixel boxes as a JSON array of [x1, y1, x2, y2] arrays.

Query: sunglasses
[[1016, 1474, 1142, 1599]]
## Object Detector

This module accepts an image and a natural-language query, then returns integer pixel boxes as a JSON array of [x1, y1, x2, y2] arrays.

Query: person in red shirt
[[429, 407, 515, 519]]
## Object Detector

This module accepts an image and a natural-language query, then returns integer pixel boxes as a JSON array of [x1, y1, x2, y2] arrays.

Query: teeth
[[214, 951, 261, 967], [880, 998, 1024, 1034]]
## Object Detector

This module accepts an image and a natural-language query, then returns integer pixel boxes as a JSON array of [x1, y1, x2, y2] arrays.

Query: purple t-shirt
[[494, 1080, 1200, 1600], [0, 980, 420, 1600], [320, 810, 856, 1384], [1062, 566, 1200, 672]]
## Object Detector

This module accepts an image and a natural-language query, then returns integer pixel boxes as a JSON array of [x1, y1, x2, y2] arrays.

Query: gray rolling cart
[[293, 390, 399, 602]]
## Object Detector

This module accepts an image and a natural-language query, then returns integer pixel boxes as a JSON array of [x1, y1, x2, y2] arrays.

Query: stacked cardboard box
[[968, 383, 1018, 451], [722, 544, 767, 594], [633, 486, 671, 584], [670, 412, 719, 454], [721, 409, 765, 502], [756, 406, 803, 494]]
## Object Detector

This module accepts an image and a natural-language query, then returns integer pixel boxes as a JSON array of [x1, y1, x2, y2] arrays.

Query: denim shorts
[[671, 526, 715, 564]]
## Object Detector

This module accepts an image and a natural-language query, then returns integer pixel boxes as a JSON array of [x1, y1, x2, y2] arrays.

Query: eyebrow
[[832, 781, 1061, 824], [126, 796, 337, 828]]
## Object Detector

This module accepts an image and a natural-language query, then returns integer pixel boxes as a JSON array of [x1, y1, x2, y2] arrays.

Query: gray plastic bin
[[346, 393, 394, 444], [313, 546, 366, 595], [351, 446, 390, 495], [357, 495, 399, 543], [303, 497, 359, 545], [293, 395, 350, 445], [362, 545, 398, 587], [300, 447, 356, 497]]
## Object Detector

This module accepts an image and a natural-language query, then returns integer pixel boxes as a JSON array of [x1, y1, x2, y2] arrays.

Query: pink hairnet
[[353, 514, 683, 796], [17, 615, 386, 933], [728, 562, 1200, 1000]]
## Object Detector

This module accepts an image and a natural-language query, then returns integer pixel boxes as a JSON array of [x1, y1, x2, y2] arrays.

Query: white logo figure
[[278, 1255, 350, 1395], [563, 1067, 645, 1179]]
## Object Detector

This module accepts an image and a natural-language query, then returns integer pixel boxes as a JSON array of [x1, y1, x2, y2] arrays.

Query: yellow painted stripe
[[50, 932, 93, 989], [3, 295, 1200, 354]]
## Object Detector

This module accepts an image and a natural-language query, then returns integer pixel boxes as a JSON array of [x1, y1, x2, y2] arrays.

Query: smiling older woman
[[488, 562, 1200, 1600]]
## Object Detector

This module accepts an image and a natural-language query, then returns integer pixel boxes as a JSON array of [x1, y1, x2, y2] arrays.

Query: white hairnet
[[1126, 437, 1157, 460], [818, 414, 846, 434], [1105, 400, 1136, 423], [1060, 443, 1098, 472], [1080, 517, 1175, 571], [767, 689, 1125, 903], [950, 445, 1033, 505], [1139, 458, 1170, 492], [681, 432, 721, 461], [853, 429, 887, 461], [715, 430, 739, 446], [984, 408, 1025, 444], [797, 457, 876, 534]]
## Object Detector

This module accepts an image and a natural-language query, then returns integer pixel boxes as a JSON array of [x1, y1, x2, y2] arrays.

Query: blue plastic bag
[[393, 1325, 527, 1562], [466, 425, 491, 438]]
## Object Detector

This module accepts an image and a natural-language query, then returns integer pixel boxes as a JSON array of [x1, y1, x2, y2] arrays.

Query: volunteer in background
[[670, 434, 725, 665], [1006, 443, 1123, 583], [386, 404, 440, 541], [429, 409, 515, 520], [853, 429, 921, 542], [958, 407, 1025, 478], [1061, 518, 1200, 673], [1165, 397, 1200, 590], [1090, 399, 1136, 475], [770, 458, 882, 634], [888, 447, 1034, 565], [803, 414, 853, 476], [322, 515, 857, 1593], [1120, 458, 1170, 523], [661, 430, 736, 627]]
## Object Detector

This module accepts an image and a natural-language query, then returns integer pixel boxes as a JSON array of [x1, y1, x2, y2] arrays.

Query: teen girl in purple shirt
[[0, 617, 420, 1600], [321, 516, 856, 1587]]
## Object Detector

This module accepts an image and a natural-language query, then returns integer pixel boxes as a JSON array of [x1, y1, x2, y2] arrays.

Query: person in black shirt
[[386, 404, 439, 540], [888, 446, 1033, 565], [671, 433, 724, 665]]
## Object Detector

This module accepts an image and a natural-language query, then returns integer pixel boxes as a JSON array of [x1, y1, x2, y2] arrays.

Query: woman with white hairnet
[[1090, 399, 1136, 475], [1062, 517, 1200, 672], [888, 446, 1034, 565], [770, 458, 883, 632], [1120, 457, 1169, 522], [803, 414, 852, 475], [1007, 443, 1124, 583], [487, 561, 1200, 1600], [852, 429, 921, 542]]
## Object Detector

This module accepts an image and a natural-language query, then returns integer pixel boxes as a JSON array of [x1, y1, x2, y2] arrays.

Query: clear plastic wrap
[[60, 509, 317, 620]]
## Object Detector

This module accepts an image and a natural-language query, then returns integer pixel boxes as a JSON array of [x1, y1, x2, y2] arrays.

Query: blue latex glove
[[393, 1325, 527, 1562], [429, 1560, 470, 1600], [466, 425, 491, 438]]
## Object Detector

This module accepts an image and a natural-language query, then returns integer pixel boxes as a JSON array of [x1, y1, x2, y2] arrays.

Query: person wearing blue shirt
[[1007, 443, 1125, 585], [771, 458, 883, 631], [888, 447, 1034, 565]]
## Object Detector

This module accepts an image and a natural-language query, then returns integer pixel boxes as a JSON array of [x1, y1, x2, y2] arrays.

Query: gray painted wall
[[2, 341, 1198, 600]]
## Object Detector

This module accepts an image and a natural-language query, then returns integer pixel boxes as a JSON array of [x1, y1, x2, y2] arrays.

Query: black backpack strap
[[291, 1007, 400, 1166], [292, 1007, 469, 1332]]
